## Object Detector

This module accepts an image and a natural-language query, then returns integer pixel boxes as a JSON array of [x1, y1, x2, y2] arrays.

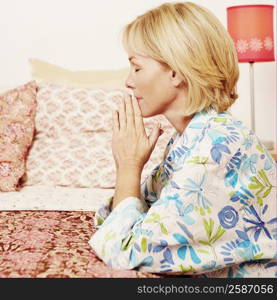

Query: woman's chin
[[139, 105, 160, 118], [141, 111, 157, 118]]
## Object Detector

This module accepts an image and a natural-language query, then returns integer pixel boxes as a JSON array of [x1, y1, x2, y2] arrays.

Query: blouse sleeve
[[89, 166, 228, 273]]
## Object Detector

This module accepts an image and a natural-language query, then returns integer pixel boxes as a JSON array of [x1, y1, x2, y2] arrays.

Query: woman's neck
[[164, 110, 195, 134]]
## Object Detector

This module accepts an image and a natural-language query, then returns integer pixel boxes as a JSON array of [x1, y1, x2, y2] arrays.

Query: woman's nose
[[125, 76, 135, 89]]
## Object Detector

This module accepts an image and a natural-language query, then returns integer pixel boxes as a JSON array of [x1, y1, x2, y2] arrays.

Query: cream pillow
[[29, 58, 129, 89]]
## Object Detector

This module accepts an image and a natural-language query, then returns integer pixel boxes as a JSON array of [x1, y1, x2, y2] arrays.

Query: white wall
[[0, 0, 276, 149]]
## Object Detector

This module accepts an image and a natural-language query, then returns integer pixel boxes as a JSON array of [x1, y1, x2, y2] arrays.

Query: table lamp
[[227, 4, 275, 151]]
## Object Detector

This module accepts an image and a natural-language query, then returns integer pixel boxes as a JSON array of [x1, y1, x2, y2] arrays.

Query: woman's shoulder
[[187, 109, 251, 143], [194, 109, 248, 132], [178, 109, 264, 165]]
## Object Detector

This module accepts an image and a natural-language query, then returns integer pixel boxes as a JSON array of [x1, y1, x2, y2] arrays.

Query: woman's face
[[125, 51, 179, 118]]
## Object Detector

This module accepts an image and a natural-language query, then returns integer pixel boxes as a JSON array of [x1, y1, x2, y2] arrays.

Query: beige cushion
[[29, 58, 129, 89]]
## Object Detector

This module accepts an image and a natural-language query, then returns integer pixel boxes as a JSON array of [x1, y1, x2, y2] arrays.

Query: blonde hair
[[122, 2, 239, 115]]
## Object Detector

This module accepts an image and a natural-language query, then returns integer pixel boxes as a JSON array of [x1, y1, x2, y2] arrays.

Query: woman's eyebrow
[[128, 56, 141, 63], [128, 57, 142, 66]]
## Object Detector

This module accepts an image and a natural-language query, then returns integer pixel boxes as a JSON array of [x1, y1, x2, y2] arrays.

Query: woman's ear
[[170, 70, 184, 87]]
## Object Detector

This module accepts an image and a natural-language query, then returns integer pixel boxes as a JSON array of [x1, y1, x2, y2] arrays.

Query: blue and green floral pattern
[[89, 109, 277, 277]]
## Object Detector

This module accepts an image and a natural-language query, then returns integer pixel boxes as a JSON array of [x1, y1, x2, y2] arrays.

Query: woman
[[89, 2, 277, 277]]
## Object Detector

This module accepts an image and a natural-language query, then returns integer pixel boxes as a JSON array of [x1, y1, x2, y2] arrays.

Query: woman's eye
[[135, 69, 140, 72]]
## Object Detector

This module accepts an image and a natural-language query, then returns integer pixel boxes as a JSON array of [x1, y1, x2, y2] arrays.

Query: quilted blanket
[[0, 211, 165, 278]]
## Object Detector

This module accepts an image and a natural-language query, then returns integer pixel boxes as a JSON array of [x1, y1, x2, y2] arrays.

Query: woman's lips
[[136, 97, 143, 101]]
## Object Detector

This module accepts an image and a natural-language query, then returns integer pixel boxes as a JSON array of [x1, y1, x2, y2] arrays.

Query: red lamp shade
[[227, 5, 275, 62]]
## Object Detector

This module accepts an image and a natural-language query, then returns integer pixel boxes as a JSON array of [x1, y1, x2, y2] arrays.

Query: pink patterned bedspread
[[0, 211, 165, 278]]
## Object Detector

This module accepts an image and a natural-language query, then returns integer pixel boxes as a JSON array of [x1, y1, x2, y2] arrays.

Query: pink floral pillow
[[22, 83, 175, 188], [0, 81, 37, 192]]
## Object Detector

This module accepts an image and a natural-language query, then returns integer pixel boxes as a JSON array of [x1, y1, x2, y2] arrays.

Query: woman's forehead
[[127, 49, 149, 61]]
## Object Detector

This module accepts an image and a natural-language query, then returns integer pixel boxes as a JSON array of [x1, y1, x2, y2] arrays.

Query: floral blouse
[[89, 109, 277, 278]]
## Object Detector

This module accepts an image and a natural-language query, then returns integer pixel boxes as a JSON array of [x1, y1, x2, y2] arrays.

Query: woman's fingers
[[112, 110, 119, 133], [118, 98, 127, 130], [125, 93, 135, 129], [132, 94, 146, 134]]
